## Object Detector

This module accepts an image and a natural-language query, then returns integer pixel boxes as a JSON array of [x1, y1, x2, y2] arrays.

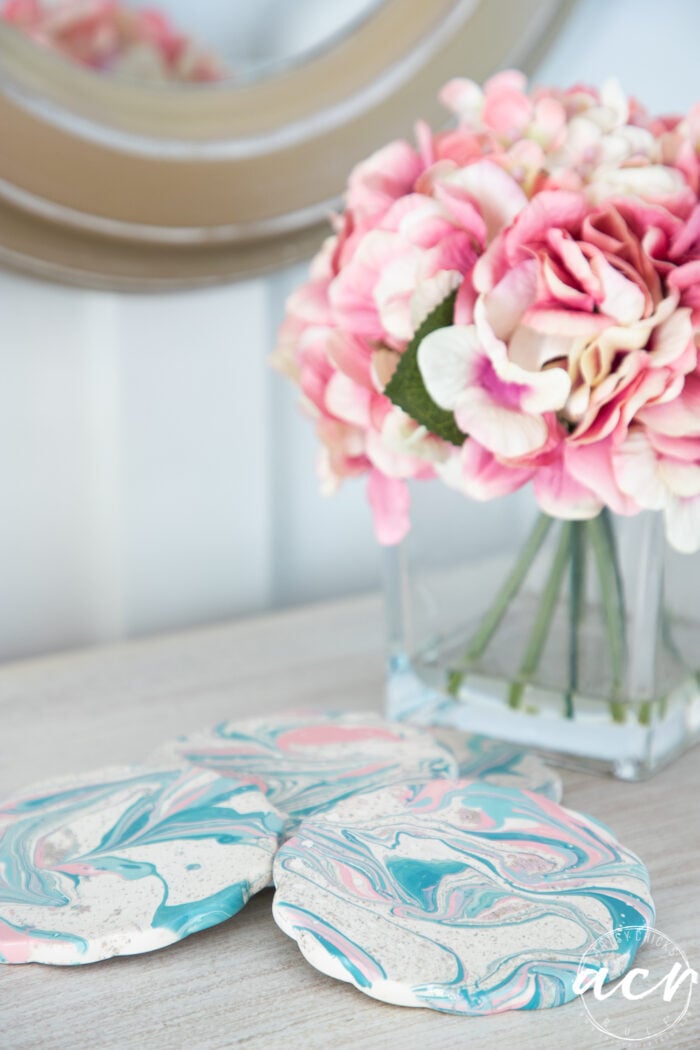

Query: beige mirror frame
[[0, 0, 575, 290]]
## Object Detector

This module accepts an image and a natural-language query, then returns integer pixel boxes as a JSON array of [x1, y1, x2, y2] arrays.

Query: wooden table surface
[[0, 594, 698, 1049]]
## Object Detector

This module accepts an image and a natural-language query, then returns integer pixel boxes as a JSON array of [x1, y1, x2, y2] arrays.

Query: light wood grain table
[[0, 594, 698, 1050]]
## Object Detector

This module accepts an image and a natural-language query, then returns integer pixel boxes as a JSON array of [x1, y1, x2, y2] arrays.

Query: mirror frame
[[0, 0, 576, 289]]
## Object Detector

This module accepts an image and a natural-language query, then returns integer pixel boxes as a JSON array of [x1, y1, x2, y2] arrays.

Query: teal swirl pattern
[[273, 779, 654, 1014], [151, 711, 458, 833], [0, 765, 284, 965], [431, 729, 562, 801]]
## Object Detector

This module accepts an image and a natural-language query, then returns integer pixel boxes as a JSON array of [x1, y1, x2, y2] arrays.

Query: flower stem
[[447, 513, 553, 696], [508, 522, 573, 709], [446, 508, 632, 729], [587, 512, 627, 723], [601, 508, 626, 625], [565, 523, 586, 719], [637, 700, 652, 726]]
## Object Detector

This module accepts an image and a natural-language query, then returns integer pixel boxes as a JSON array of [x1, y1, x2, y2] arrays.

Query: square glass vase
[[384, 483, 700, 780]]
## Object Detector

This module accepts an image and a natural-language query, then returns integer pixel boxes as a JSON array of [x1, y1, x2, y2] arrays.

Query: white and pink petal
[[439, 161, 528, 242], [324, 372, 372, 428], [613, 430, 667, 510], [454, 388, 551, 458], [565, 439, 640, 516], [417, 324, 479, 411], [481, 260, 538, 341], [438, 439, 534, 501], [533, 458, 602, 520], [409, 271, 463, 334], [664, 495, 700, 554], [366, 470, 411, 546]]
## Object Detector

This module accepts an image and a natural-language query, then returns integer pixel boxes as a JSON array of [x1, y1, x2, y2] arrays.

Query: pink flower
[[476, 193, 697, 449], [274, 70, 700, 553]]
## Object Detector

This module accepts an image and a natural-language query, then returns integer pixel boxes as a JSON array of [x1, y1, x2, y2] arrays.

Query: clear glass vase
[[384, 481, 700, 779]]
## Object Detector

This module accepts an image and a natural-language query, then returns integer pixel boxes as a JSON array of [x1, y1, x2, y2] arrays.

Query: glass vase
[[384, 481, 700, 779]]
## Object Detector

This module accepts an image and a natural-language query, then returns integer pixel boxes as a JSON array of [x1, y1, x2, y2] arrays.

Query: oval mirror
[[0, 0, 575, 289]]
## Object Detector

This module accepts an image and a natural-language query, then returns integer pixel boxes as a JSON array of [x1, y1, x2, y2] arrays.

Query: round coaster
[[0, 765, 283, 965], [272, 780, 654, 1014], [430, 729, 563, 801], [151, 711, 458, 832]]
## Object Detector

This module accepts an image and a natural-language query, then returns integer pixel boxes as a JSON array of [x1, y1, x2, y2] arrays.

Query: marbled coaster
[[151, 711, 458, 832], [0, 765, 283, 965], [430, 728, 562, 801], [273, 780, 654, 1014]]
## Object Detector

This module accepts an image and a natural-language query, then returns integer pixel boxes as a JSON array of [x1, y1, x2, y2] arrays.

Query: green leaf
[[384, 290, 466, 446]]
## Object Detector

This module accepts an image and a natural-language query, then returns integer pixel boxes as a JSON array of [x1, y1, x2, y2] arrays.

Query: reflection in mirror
[[0, 0, 225, 81], [0, 0, 385, 83]]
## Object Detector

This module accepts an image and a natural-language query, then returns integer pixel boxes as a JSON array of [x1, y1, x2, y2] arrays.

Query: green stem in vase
[[565, 523, 586, 719], [446, 513, 553, 696], [446, 506, 631, 726], [656, 608, 694, 722], [587, 512, 627, 723], [508, 522, 573, 710], [601, 508, 627, 626], [637, 700, 653, 726], [661, 607, 683, 666]]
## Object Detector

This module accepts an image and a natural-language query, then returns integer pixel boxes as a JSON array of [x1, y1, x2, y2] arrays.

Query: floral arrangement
[[273, 72, 700, 556], [1, 0, 223, 82]]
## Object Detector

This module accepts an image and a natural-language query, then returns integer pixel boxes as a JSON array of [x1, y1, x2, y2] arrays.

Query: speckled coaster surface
[[273, 779, 654, 1014], [151, 711, 458, 832], [430, 728, 563, 801], [0, 765, 284, 965]]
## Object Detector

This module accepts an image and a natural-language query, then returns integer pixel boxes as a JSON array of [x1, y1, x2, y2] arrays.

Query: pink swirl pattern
[[272, 779, 654, 1014], [151, 711, 458, 833]]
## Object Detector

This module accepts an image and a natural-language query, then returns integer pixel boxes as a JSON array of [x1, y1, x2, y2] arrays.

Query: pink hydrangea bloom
[[274, 72, 700, 552]]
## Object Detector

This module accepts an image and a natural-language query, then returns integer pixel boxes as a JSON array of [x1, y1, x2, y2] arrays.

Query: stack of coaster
[[1, 709, 652, 1016]]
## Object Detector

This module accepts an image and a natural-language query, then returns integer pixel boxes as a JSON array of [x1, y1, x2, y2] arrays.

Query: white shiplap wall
[[2, 0, 700, 661]]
